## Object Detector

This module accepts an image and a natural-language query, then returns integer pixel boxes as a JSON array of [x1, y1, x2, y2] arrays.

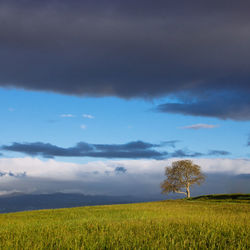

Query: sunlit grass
[[0, 199, 249, 249]]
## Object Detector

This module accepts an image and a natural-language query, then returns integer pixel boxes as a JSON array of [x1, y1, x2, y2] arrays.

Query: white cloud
[[80, 124, 87, 130], [193, 158, 250, 174], [180, 123, 218, 130], [0, 157, 249, 196], [60, 114, 75, 118], [82, 114, 94, 119], [0, 158, 249, 180]]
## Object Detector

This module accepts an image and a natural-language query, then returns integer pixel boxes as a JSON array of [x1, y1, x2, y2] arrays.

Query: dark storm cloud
[[171, 148, 231, 157], [156, 92, 250, 120], [0, 1, 250, 119], [2, 141, 167, 159], [171, 150, 203, 158], [208, 150, 231, 156], [3, 142, 231, 159]]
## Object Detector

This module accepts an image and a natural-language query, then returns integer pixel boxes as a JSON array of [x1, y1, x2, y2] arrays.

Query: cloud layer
[[2, 141, 167, 159], [156, 92, 250, 120], [0, 1, 250, 119], [180, 124, 218, 130], [2, 140, 232, 159], [0, 157, 249, 196]]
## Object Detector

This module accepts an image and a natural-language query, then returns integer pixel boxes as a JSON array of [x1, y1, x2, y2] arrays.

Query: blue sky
[[1, 88, 249, 162]]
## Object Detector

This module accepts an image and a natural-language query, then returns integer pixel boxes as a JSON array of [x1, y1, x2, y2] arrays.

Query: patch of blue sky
[[1, 88, 249, 160]]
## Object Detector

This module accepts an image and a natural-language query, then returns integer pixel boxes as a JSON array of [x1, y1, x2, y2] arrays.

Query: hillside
[[0, 197, 249, 249], [188, 193, 250, 203]]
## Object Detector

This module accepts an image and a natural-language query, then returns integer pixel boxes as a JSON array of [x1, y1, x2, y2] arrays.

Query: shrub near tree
[[161, 160, 205, 198]]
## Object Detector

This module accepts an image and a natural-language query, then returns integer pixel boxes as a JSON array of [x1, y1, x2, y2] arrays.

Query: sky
[[0, 0, 250, 197]]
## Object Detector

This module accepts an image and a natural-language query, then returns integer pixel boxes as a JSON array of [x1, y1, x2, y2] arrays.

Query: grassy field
[[0, 195, 249, 249]]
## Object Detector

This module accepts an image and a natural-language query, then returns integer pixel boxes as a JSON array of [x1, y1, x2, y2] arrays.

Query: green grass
[[0, 196, 249, 249]]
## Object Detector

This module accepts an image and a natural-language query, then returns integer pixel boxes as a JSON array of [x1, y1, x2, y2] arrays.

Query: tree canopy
[[161, 160, 205, 198]]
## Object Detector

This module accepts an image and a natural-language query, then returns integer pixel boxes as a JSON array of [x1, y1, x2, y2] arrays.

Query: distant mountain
[[0, 193, 166, 213]]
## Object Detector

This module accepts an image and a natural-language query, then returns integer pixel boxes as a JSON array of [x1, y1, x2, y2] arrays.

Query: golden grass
[[0, 200, 249, 249]]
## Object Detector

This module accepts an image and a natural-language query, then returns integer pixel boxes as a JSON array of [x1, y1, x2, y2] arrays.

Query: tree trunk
[[186, 185, 190, 198]]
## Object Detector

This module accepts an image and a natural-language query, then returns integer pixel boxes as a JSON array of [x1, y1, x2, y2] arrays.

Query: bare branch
[[174, 191, 186, 194]]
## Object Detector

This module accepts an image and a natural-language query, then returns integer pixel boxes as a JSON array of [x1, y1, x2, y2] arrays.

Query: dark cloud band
[[208, 150, 231, 156], [1, 141, 229, 159], [0, 0, 250, 119], [1, 141, 167, 159], [156, 92, 250, 121]]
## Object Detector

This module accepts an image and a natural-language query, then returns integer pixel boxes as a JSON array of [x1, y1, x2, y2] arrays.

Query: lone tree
[[161, 160, 205, 198]]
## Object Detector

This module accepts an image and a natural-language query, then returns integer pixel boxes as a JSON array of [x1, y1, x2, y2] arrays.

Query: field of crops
[[0, 198, 249, 249]]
